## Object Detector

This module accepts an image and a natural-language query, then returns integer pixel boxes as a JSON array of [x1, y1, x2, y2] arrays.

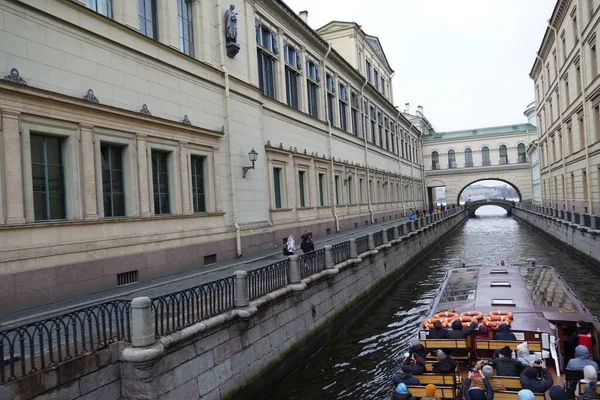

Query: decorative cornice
[[83, 89, 99, 103], [3, 68, 27, 85]]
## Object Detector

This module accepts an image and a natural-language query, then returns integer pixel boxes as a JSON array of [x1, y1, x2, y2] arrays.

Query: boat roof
[[428, 264, 597, 332]]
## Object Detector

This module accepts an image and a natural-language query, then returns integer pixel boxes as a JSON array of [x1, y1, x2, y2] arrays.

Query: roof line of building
[[436, 122, 537, 135]]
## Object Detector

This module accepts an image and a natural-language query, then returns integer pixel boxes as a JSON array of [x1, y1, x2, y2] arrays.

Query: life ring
[[422, 318, 448, 329], [435, 311, 458, 319], [489, 310, 514, 320], [460, 311, 484, 321], [482, 317, 511, 328], [487, 315, 510, 322]]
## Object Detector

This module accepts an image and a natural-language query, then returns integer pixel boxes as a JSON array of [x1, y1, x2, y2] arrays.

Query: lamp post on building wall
[[242, 149, 258, 178]]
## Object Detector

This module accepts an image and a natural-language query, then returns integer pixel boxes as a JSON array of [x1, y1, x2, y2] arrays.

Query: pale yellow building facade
[[531, 0, 600, 215], [0, 0, 424, 312]]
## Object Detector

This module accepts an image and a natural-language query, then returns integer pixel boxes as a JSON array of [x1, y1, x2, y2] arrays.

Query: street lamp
[[242, 149, 258, 178], [343, 171, 353, 185]]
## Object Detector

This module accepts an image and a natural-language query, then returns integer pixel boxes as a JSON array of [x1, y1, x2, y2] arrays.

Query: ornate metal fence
[[298, 249, 326, 279], [0, 300, 131, 384], [331, 241, 351, 265], [247, 259, 289, 300], [152, 276, 234, 337], [373, 231, 384, 247], [356, 235, 369, 254]]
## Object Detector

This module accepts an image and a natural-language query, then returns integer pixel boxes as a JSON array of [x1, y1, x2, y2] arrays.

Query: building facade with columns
[[530, 0, 600, 215], [0, 0, 424, 312]]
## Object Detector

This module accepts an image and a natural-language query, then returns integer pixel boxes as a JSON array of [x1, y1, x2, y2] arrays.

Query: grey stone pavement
[[0, 215, 413, 328]]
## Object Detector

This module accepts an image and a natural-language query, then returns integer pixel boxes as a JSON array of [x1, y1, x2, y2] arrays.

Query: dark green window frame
[[191, 155, 206, 213], [101, 144, 125, 218], [335, 175, 340, 205], [298, 170, 306, 208], [31, 134, 66, 222], [318, 173, 325, 206], [273, 167, 282, 209], [152, 150, 170, 214]]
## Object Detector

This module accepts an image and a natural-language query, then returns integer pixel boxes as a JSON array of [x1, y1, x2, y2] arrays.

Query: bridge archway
[[456, 178, 523, 206], [464, 199, 517, 217]]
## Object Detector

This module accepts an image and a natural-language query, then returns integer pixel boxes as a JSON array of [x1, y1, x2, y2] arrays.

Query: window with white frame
[[370, 107, 376, 144], [350, 92, 359, 136], [138, 0, 158, 40], [338, 82, 348, 132], [366, 59, 372, 81], [272, 165, 284, 209], [377, 112, 383, 147], [306, 58, 319, 118], [390, 123, 395, 154], [326, 73, 336, 126], [190, 155, 206, 212], [335, 175, 341, 205], [347, 175, 353, 204], [177, 0, 194, 56], [101, 144, 125, 217], [318, 171, 327, 206], [31, 134, 66, 221], [86, 0, 112, 18], [284, 41, 301, 110], [256, 20, 278, 99], [359, 177, 364, 203], [298, 169, 307, 208], [152, 150, 170, 214], [384, 117, 389, 151], [374, 68, 379, 89]]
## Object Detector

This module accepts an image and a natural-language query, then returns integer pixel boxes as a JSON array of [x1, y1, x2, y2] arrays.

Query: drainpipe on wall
[[322, 44, 339, 232], [217, 2, 242, 257], [359, 77, 373, 223], [395, 108, 404, 213]]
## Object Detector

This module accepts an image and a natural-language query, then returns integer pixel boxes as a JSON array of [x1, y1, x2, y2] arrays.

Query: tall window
[[448, 150, 456, 168], [138, 0, 158, 39], [591, 42, 598, 78], [366, 60, 372, 81], [101, 145, 125, 218], [579, 114, 585, 150], [384, 117, 389, 151], [431, 151, 439, 170], [256, 21, 277, 99], [284, 43, 300, 109], [334, 175, 341, 205], [347, 177, 352, 204], [86, 0, 112, 18], [565, 76, 570, 106], [359, 178, 364, 203], [499, 145, 508, 164], [377, 112, 383, 147], [306, 59, 319, 117], [390, 123, 395, 154], [191, 156, 206, 212], [350, 92, 359, 136], [576, 65, 582, 95], [370, 107, 376, 144], [380, 77, 385, 95], [177, 0, 193, 56], [273, 167, 282, 209], [318, 173, 325, 206], [326, 74, 335, 125], [152, 151, 170, 214], [465, 148, 473, 167], [374, 69, 379, 88], [482, 146, 491, 166], [517, 143, 527, 163], [31, 135, 65, 221], [338, 83, 348, 132], [298, 170, 306, 207]]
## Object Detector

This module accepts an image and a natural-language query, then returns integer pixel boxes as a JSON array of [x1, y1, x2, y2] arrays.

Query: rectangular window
[[284, 44, 300, 109], [31, 134, 66, 221], [583, 169, 588, 200], [378, 112, 383, 147], [381, 77, 385, 94], [591, 43, 598, 78], [273, 167, 282, 209], [177, 0, 194, 56], [326, 74, 335, 125], [567, 123, 573, 153], [366, 60, 371, 81], [595, 105, 600, 142], [306, 59, 319, 118], [152, 151, 170, 214], [576, 65, 582, 94], [565, 78, 570, 106], [335, 175, 340, 205], [579, 115, 585, 150], [561, 33, 567, 61], [347, 178, 352, 204], [257, 23, 276, 99], [370, 107, 376, 144], [359, 178, 364, 203], [374, 69, 379, 88], [191, 155, 206, 213], [298, 170, 306, 208], [350, 92, 359, 136], [338, 83, 348, 132], [138, 0, 158, 39], [101, 145, 125, 218], [318, 173, 325, 206], [384, 118, 389, 150], [86, 0, 112, 18], [573, 15, 579, 43], [571, 172, 576, 201]]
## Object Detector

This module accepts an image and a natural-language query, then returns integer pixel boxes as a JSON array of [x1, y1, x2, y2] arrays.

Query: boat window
[[490, 281, 511, 287], [490, 269, 508, 274], [491, 299, 515, 306], [520, 267, 576, 309], [439, 269, 478, 303]]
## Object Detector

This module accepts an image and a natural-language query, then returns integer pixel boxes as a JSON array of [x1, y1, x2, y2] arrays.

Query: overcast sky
[[283, 0, 554, 132]]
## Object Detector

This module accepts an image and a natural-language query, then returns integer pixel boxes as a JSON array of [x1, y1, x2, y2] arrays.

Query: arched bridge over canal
[[465, 199, 517, 216]]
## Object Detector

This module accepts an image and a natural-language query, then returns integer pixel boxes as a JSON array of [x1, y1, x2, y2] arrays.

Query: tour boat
[[407, 263, 600, 399]]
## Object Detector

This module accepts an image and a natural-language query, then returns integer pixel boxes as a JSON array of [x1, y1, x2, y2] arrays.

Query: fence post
[[131, 297, 155, 348], [288, 255, 300, 284], [349, 239, 358, 259], [325, 245, 334, 269], [571, 212, 577, 223], [382, 229, 389, 244], [393, 226, 399, 239], [368, 233, 375, 250], [234, 270, 249, 308]]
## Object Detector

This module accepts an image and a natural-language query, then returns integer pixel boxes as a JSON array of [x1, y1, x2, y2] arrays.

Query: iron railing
[[373, 231, 384, 247], [356, 235, 369, 254], [331, 241, 351, 265], [0, 300, 131, 384], [298, 249, 326, 279], [152, 276, 234, 337], [247, 259, 289, 300], [386, 227, 396, 241]]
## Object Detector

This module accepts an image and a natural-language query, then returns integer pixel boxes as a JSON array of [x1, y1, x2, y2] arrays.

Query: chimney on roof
[[299, 10, 308, 23], [417, 105, 424, 117], [404, 103, 410, 114]]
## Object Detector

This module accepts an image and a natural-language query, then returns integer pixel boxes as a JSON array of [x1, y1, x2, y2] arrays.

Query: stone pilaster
[[79, 124, 99, 220], [1, 110, 25, 224], [136, 135, 151, 217], [179, 142, 192, 214], [157, 0, 180, 50], [113, 0, 138, 31]]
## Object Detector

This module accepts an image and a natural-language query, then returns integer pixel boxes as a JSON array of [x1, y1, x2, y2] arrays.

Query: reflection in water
[[267, 206, 600, 400], [439, 269, 478, 303], [520, 267, 576, 310]]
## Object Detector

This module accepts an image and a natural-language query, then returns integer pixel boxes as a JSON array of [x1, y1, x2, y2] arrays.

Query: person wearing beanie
[[475, 324, 491, 341], [421, 384, 441, 400], [402, 356, 426, 375], [578, 365, 599, 397], [472, 363, 507, 391], [549, 385, 569, 400], [391, 367, 421, 387], [408, 337, 429, 360], [484, 346, 522, 376], [464, 370, 494, 400], [518, 389, 535, 400], [391, 383, 416, 400], [432, 349, 456, 373], [447, 319, 478, 357], [494, 324, 517, 341], [567, 345, 600, 371], [520, 362, 553, 393]]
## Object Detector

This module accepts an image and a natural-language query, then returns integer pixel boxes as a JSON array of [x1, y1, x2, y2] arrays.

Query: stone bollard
[[368, 233, 375, 250], [288, 255, 300, 284], [131, 297, 155, 348], [410, 220, 416, 232], [571, 212, 577, 223], [591, 215, 597, 230], [559, 210, 565, 220], [349, 238, 358, 258], [324, 245, 334, 269], [234, 270, 249, 308], [393, 226, 399, 239], [382, 229, 389, 244]]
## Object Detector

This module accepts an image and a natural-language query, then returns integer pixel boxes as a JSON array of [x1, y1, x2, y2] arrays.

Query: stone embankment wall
[[0, 208, 468, 400], [513, 204, 600, 264]]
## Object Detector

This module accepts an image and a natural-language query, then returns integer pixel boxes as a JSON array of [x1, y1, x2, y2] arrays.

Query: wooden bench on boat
[[425, 361, 461, 373], [475, 340, 542, 352], [494, 391, 545, 400], [413, 373, 456, 386], [578, 381, 600, 394], [420, 337, 472, 360], [492, 376, 524, 390], [407, 385, 455, 399]]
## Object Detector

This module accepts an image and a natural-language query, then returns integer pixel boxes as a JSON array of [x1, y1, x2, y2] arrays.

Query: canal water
[[267, 206, 600, 400]]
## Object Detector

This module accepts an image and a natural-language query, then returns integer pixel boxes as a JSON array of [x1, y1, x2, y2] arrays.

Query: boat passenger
[[549, 386, 569, 400], [428, 320, 448, 339], [402, 354, 427, 375], [576, 366, 598, 398], [391, 383, 416, 400], [579, 381, 600, 400], [475, 324, 491, 341], [392, 367, 421, 387], [421, 384, 441, 400], [464, 371, 494, 400], [408, 337, 429, 360], [432, 350, 456, 373], [471, 364, 507, 391], [519, 363, 553, 393], [567, 345, 600, 371], [569, 321, 596, 354], [447, 319, 477, 357], [493, 324, 517, 341], [515, 342, 537, 366], [518, 389, 535, 400], [483, 346, 522, 376]]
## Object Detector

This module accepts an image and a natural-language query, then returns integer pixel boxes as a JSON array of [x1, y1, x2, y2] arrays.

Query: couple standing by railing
[[284, 230, 315, 256]]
